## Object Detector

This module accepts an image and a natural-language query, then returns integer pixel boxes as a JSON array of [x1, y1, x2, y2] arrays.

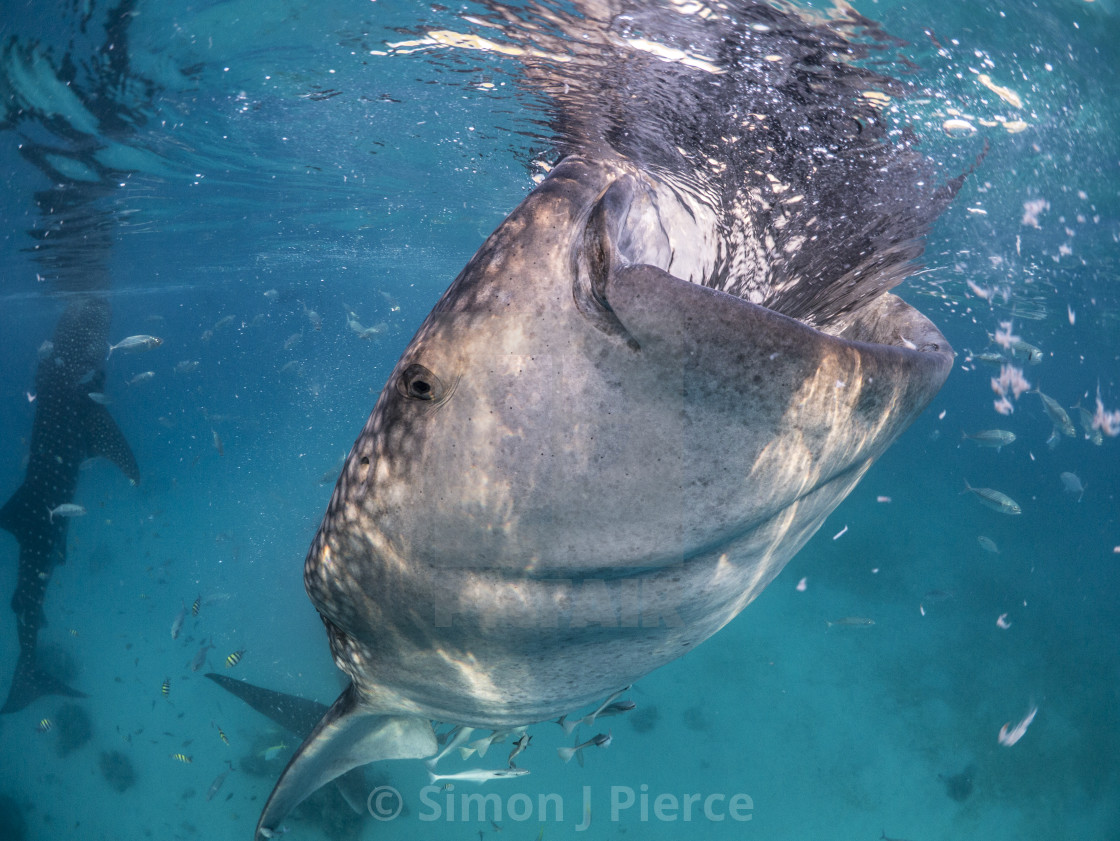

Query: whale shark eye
[[397, 363, 444, 401]]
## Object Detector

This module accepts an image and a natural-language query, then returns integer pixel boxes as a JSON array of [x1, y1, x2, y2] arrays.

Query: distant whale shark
[[0, 296, 139, 713], [257, 2, 961, 835]]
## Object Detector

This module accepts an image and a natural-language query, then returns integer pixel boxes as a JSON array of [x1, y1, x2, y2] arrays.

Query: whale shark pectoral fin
[[334, 767, 371, 815], [85, 403, 140, 485], [255, 684, 436, 839]]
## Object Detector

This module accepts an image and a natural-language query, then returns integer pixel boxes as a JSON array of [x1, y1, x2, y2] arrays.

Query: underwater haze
[[1, 1, 1118, 840]]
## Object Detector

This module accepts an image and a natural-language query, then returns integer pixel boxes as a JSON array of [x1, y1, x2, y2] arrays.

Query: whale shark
[[257, 2, 962, 835], [1, 296, 139, 713]]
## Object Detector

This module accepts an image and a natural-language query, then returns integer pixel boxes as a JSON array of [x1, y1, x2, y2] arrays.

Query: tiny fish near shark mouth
[[257, 2, 964, 837], [0, 296, 140, 713]]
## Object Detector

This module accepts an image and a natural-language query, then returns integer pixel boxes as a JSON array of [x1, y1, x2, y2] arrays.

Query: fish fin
[[1, 652, 86, 714], [203, 672, 328, 735], [255, 684, 436, 839], [333, 767, 370, 815], [85, 403, 140, 485], [601, 261, 952, 443]]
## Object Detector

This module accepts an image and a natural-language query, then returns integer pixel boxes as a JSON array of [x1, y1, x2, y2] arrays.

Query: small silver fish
[[598, 699, 637, 719], [107, 335, 162, 357], [998, 704, 1038, 746], [46, 503, 86, 523], [962, 429, 1015, 450], [507, 733, 531, 768], [128, 371, 155, 386], [1059, 471, 1085, 501], [87, 392, 111, 405], [190, 638, 215, 671], [922, 589, 954, 603], [1034, 389, 1075, 437], [558, 686, 630, 735], [825, 616, 876, 628], [557, 732, 612, 765], [1075, 404, 1104, 446], [175, 360, 200, 374], [171, 604, 187, 640], [972, 351, 1005, 365], [426, 725, 475, 769], [302, 303, 322, 331], [345, 309, 367, 335], [207, 762, 234, 801], [427, 767, 530, 785], [977, 536, 1000, 553], [962, 481, 1021, 515], [1010, 340, 1043, 364]]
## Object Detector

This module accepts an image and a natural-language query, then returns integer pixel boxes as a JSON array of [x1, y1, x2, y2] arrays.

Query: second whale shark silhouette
[[1, 296, 139, 713], [257, 2, 965, 835]]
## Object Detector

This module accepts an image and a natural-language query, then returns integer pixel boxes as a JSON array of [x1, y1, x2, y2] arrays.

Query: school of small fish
[[950, 306, 1117, 755]]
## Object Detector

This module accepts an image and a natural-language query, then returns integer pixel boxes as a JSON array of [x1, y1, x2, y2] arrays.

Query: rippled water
[[0, 1, 1117, 840]]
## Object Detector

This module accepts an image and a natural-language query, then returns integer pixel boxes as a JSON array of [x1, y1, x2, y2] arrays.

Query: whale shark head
[[257, 3, 961, 836], [306, 156, 952, 724], [258, 155, 952, 837]]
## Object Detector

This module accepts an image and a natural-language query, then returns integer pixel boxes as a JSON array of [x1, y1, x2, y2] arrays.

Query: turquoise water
[[1, 1, 1118, 840]]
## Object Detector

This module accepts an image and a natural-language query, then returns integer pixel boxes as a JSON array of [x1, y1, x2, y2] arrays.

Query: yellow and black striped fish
[[224, 649, 246, 669], [161, 677, 170, 697], [191, 595, 201, 617], [37, 718, 52, 733], [216, 725, 229, 745], [170, 753, 192, 764]]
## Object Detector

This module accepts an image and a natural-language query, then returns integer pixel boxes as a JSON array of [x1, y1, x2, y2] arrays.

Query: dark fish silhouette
[[1, 296, 139, 713]]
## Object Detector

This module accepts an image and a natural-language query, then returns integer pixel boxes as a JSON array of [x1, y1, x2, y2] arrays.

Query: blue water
[[1, 1, 1118, 840]]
